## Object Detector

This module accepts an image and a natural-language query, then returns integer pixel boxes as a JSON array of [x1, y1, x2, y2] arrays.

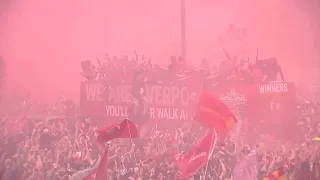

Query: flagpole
[[126, 119, 138, 166], [203, 129, 217, 179]]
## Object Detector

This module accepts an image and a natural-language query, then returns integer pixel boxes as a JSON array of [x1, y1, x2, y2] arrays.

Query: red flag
[[195, 91, 237, 137], [94, 149, 110, 180], [178, 131, 217, 179], [96, 119, 138, 152]]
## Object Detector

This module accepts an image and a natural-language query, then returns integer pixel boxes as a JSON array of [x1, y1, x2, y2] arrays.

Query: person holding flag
[[176, 130, 217, 179], [96, 119, 139, 153], [72, 119, 139, 180], [174, 90, 237, 179]]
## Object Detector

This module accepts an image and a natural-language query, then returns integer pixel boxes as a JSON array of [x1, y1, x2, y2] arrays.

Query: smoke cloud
[[0, 0, 319, 102]]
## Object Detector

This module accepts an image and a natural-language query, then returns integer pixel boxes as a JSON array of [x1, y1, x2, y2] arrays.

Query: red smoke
[[0, 0, 319, 102]]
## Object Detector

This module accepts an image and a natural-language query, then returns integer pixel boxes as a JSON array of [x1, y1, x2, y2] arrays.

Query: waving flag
[[94, 150, 110, 180], [178, 131, 217, 179], [195, 91, 237, 137], [96, 119, 138, 151]]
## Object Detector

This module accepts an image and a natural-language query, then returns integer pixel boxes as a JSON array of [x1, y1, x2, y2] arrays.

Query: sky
[[0, 0, 319, 103]]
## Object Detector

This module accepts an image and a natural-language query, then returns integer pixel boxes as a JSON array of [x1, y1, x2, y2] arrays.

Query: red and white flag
[[177, 131, 217, 179]]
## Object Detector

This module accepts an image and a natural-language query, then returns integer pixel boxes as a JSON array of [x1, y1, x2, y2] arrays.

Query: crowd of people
[[0, 54, 319, 180], [81, 51, 275, 86], [82, 53, 196, 85], [0, 100, 319, 180]]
